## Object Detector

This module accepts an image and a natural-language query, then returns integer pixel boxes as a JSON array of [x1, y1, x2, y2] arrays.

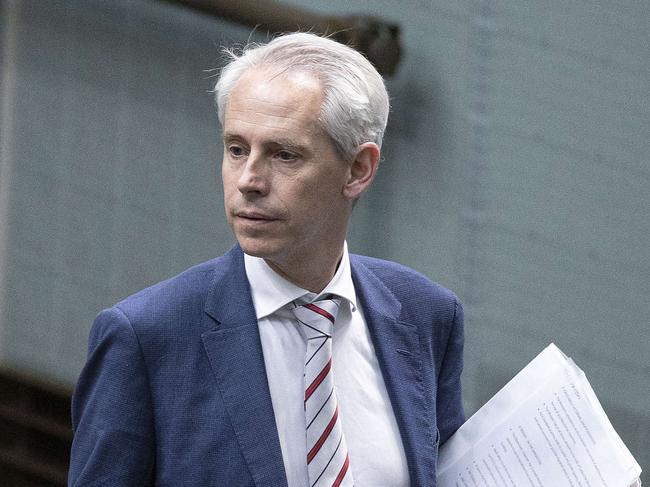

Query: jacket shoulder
[[117, 259, 216, 313], [109, 247, 241, 332], [350, 254, 460, 322]]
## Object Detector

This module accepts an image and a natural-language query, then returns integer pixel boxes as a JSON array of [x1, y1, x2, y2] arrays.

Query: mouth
[[234, 211, 279, 224]]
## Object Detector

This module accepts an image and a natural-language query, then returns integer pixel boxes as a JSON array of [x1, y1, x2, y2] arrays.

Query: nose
[[237, 152, 269, 196]]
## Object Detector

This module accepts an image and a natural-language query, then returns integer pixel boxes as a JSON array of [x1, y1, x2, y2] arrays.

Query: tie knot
[[291, 298, 340, 340]]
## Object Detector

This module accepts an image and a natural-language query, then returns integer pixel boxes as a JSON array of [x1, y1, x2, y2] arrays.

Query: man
[[69, 33, 464, 486]]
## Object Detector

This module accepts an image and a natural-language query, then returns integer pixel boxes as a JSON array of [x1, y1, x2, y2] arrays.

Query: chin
[[235, 236, 278, 260]]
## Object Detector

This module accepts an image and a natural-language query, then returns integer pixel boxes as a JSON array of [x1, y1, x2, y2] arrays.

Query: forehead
[[223, 68, 325, 135], [234, 67, 322, 99]]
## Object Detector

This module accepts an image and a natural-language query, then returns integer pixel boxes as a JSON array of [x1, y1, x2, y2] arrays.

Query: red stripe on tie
[[307, 407, 339, 463], [332, 453, 350, 487], [304, 303, 335, 324], [305, 358, 332, 402]]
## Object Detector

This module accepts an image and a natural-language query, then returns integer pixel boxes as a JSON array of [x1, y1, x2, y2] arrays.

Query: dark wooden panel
[[0, 368, 72, 487]]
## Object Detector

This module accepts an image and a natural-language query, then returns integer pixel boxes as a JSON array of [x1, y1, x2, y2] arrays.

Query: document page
[[437, 344, 642, 487]]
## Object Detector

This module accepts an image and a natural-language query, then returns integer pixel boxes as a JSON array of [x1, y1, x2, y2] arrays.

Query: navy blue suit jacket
[[69, 246, 464, 486]]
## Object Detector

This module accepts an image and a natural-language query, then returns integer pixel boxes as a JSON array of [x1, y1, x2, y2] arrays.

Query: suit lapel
[[351, 256, 437, 486], [200, 247, 288, 487]]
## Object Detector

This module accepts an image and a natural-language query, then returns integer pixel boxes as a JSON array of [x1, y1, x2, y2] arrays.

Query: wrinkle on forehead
[[224, 118, 316, 134], [227, 106, 300, 121], [237, 97, 296, 109]]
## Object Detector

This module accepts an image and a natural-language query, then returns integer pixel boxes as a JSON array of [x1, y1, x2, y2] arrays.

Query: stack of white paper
[[437, 344, 642, 487]]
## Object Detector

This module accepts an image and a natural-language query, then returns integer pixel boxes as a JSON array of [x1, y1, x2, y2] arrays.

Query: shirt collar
[[244, 242, 358, 320]]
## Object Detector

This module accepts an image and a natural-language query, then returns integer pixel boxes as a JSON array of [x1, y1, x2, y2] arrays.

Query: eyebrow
[[270, 138, 308, 152], [223, 133, 309, 154], [222, 132, 243, 143]]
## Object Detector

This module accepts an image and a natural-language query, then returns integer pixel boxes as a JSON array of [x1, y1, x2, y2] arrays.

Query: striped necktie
[[292, 298, 354, 487]]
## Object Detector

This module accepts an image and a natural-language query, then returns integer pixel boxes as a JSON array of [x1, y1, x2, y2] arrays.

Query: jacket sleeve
[[436, 298, 465, 446], [69, 307, 155, 486]]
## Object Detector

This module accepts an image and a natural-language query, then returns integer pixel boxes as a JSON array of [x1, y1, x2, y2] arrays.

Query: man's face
[[222, 68, 353, 274]]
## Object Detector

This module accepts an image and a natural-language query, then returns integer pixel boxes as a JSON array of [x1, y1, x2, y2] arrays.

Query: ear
[[343, 142, 381, 200]]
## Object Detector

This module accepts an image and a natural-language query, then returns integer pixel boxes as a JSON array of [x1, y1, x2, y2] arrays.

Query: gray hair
[[214, 32, 390, 161]]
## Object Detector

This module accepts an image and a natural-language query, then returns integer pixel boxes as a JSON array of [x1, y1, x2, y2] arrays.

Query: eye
[[275, 150, 298, 162], [228, 144, 246, 158]]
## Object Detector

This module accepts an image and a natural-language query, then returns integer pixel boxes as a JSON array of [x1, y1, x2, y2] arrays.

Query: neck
[[264, 246, 344, 293]]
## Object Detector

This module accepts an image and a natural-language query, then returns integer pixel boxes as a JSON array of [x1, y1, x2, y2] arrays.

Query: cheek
[[221, 168, 238, 197], [293, 184, 340, 220], [307, 169, 346, 199]]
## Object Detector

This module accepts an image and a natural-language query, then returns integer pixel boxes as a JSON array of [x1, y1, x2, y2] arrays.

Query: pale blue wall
[[0, 0, 239, 380], [0, 0, 647, 473]]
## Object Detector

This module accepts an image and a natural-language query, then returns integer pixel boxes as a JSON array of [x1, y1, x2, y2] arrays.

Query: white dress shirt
[[244, 243, 409, 487]]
